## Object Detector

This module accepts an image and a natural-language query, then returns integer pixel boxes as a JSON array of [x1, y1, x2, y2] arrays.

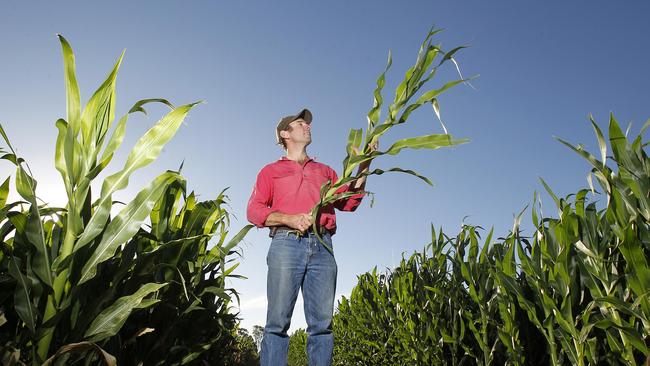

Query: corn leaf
[[0, 176, 9, 207], [57, 35, 81, 136], [384, 134, 468, 156], [7, 256, 37, 333], [84, 282, 167, 341]]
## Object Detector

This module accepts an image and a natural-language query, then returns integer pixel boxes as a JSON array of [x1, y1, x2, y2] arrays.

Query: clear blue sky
[[2, 1, 649, 332]]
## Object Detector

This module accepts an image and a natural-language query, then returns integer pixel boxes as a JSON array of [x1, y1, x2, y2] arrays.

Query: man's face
[[283, 118, 312, 146]]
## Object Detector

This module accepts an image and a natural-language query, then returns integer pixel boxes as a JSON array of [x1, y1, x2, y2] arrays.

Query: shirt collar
[[278, 156, 317, 162]]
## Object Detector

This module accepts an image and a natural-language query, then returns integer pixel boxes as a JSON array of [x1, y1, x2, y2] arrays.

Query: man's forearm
[[350, 141, 377, 191], [265, 211, 313, 232], [264, 212, 292, 227], [350, 160, 371, 190]]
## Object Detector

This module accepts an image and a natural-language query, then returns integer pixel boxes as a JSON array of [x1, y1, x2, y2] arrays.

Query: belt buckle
[[291, 229, 305, 237], [270, 226, 327, 238], [269, 226, 303, 238]]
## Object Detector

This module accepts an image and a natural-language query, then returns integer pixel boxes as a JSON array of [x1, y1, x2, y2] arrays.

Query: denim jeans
[[260, 230, 337, 366]]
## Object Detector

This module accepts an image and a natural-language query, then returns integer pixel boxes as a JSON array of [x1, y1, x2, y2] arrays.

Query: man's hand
[[286, 213, 313, 233], [350, 140, 379, 190], [265, 212, 313, 233]]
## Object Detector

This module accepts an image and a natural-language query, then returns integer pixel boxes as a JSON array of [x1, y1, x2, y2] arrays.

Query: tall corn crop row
[[334, 116, 649, 365]]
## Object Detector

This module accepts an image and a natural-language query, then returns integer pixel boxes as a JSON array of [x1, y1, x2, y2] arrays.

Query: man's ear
[[279, 130, 290, 139]]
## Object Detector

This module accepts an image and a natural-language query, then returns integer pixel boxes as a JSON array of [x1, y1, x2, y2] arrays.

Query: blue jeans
[[260, 230, 337, 366]]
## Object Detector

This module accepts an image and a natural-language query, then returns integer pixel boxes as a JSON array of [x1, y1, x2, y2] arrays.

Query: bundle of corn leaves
[[311, 28, 472, 242]]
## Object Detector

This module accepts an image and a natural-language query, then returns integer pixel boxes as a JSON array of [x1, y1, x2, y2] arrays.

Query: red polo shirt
[[247, 157, 364, 234]]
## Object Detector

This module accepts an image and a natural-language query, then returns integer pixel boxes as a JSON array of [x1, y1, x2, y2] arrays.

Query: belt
[[269, 225, 331, 238]]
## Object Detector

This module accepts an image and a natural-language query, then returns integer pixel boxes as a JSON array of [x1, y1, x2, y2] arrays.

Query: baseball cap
[[276, 108, 312, 145]]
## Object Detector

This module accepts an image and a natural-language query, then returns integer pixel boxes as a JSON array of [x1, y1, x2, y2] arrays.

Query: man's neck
[[285, 145, 309, 165]]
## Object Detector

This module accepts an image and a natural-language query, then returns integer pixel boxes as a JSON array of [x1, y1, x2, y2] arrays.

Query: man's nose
[[305, 124, 311, 131]]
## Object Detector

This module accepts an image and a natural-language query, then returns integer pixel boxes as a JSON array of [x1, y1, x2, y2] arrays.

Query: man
[[247, 108, 373, 365]]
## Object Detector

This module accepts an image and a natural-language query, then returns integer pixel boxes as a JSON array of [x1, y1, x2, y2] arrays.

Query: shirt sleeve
[[247, 167, 274, 227], [330, 168, 365, 212]]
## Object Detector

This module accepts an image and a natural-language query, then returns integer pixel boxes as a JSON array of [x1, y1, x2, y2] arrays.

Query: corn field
[[333, 116, 649, 365]]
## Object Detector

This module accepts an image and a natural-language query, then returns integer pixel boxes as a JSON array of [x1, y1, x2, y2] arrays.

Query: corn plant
[[311, 28, 470, 242], [0, 36, 251, 364]]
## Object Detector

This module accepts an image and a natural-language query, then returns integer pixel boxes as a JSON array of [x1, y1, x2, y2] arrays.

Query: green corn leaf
[[16, 167, 53, 287], [74, 102, 199, 253], [367, 50, 391, 131], [7, 211, 27, 233], [393, 64, 417, 109], [618, 232, 650, 309], [0, 153, 20, 165], [575, 189, 589, 218], [384, 134, 468, 156], [224, 262, 240, 277], [79, 49, 123, 152], [479, 227, 492, 263], [539, 177, 560, 211], [128, 98, 174, 114], [608, 114, 632, 169], [437, 45, 467, 67], [63, 118, 78, 187], [556, 137, 605, 174], [84, 282, 167, 341], [639, 118, 650, 135], [57, 35, 81, 136], [0, 124, 14, 154], [589, 115, 607, 168], [15, 166, 36, 202], [0, 176, 9, 207], [88, 99, 174, 181], [54, 119, 71, 195], [345, 128, 364, 157], [7, 256, 37, 333], [152, 178, 187, 239], [136, 299, 161, 309], [414, 79, 466, 106], [201, 286, 231, 301], [78, 171, 182, 284]]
